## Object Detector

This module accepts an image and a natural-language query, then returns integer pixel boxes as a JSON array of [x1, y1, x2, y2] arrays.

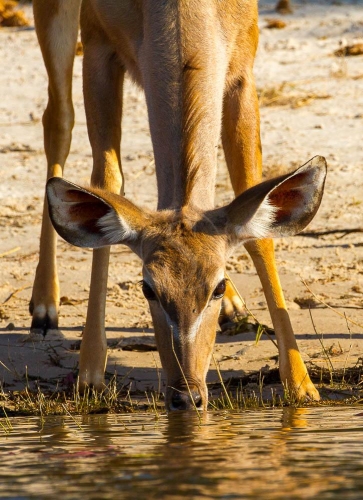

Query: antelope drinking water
[[30, 0, 326, 411]]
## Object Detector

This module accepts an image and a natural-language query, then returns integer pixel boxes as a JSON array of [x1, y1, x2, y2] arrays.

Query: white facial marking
[[186, 312, 204, 343], [215, 271, 225, 284], [162, 307, 205, 344], [160, 274, 225, 344], [185, 272, 225, 342], [97, 210, 138, 244]]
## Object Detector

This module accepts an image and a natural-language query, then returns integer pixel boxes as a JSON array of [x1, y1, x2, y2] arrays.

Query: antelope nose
[[170, 390, 203, 411]]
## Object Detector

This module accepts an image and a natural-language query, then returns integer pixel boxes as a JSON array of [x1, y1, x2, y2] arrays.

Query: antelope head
[[46, 156, 326, 411]]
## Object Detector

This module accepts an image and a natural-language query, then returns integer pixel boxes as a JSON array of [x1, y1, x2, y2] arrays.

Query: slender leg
[[30, 0, 82, 333], [78, 16, 125, 389], [222, 71, 319, 400]]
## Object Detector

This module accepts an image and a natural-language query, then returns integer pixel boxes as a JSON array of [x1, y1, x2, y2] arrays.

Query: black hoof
[[30, 314, 58, 336]]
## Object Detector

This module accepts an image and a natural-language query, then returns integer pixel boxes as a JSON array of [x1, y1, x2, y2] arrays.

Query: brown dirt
[[0, 1, 362, 405]]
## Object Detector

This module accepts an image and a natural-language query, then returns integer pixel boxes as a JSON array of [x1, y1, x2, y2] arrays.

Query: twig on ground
[[2, 285, 31, 304], [301, 279, 363, 329], [308, 307, 335, 380], [225, 272, 278, 349], [0, 247, 20, 258], [212, 354, 234, 410], [342, 312, 354, 383], [299, 228, 363, 239]]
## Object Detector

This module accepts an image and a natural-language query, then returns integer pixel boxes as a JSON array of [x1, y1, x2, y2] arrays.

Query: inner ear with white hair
[[46, 177, 150, 254], [208, 155, 327, 244]]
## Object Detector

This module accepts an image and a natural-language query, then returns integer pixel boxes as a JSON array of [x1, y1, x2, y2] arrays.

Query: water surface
[[1, 407, 363, 499]]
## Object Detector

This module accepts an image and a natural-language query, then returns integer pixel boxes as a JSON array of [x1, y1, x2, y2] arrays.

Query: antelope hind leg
[[30, 0, 81, 334]]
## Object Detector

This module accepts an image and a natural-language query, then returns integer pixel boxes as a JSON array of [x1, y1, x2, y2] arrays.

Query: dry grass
[[0, 0, 29, 27], [1, 362, 362, 420], [209, 367, 361, 410], [0, 377, 164, 418], [334, 43, 363, 57], [214, 286, 363, 409], [258, 82, 331, 109], [265, 18, 287, 30]]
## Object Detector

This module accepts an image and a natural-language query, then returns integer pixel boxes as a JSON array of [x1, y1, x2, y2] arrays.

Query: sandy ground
[[0, 0, 362, 401]]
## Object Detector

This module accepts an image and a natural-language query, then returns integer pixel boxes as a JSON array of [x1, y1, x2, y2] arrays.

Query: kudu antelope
[[31, 0, 326, 411]]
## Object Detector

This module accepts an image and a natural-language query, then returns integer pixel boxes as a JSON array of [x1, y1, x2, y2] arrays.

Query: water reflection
[[1, 407, 363, 499]]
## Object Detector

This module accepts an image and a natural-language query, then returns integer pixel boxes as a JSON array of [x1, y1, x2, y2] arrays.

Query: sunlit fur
[[236, 197, 278, 240], [35, 0, 326, 409], [47, 156, 326, 410], [97, 211, 138, 244]]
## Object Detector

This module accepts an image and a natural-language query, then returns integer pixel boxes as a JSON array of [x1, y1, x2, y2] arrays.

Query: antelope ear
[[46, 178, 149, 251], [211, 156, 327, 242]]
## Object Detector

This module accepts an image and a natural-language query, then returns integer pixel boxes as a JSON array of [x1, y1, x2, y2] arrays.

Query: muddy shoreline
[[0, 1, 362, 410]]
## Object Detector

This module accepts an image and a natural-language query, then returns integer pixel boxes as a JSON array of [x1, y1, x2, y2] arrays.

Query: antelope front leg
[[222, 72, 319, 401], [79, 247, 110, 390], [244, 239, 319, 400], [30, 0, 81, 333], [78, 13, 125, 390]]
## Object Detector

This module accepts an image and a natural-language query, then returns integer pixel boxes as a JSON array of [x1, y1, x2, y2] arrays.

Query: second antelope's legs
[[222, 71, 319, 400]]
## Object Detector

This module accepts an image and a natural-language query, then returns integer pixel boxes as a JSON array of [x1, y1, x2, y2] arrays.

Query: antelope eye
[[142, 281, 157, 301], [212, 279, 226, 299]]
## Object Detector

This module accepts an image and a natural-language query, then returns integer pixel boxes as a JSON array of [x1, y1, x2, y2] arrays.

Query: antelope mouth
[[167, 380, 206, 411]]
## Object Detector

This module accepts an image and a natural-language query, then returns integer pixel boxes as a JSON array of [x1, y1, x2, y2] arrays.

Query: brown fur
[[32, 0, 325, 410]]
